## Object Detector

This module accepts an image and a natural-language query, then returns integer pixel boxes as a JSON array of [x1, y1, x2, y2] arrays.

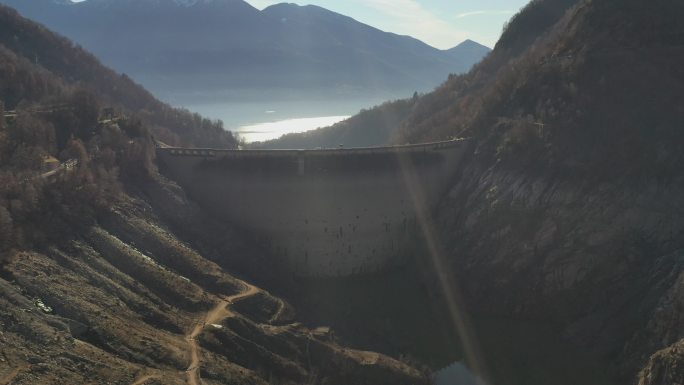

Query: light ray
[[396, 149, 491, 384]]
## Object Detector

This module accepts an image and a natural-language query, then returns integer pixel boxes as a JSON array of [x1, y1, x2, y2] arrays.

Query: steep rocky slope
[[639, 339, 684, 385], [0, 176, 426, 384], [267, 0, 684, 382], [389, 0, 684, 382], [2, 0, 682, 383], [0, 5, 427, 384]]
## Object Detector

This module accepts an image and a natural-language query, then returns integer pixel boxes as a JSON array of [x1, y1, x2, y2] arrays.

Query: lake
[[175, 93, 403, 143], [434, 362, 484, 385], [237, 115, 350, 143]]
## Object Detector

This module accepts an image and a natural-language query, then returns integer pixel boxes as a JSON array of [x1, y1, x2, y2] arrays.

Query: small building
[[311, 326, 334, 341], [42, 156, 60, 173], [101, 107, 115, 120]]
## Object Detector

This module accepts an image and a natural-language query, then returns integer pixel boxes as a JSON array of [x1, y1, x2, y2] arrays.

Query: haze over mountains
[[1, 0, 684, 384], [2, 0, 491, 104]]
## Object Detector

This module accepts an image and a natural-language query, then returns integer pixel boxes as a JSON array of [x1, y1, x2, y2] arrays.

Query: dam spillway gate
[[157, 139, 471, 277]]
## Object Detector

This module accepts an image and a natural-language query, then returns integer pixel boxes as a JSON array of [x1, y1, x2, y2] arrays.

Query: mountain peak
[[0, 0, 489, 100], [171, 0, 244, 7], [447, 39, 491, 52], [262, 2, 348, 19], [66, 0, 248, 7], [173, 0, 207, 6]]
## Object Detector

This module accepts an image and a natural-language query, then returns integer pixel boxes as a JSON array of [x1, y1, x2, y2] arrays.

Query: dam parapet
[[157, 139, 471, 277]]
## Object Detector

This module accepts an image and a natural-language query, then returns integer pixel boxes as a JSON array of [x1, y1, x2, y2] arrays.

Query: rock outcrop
[[379, 0, 684, 381], [638, 340, 684, 385]]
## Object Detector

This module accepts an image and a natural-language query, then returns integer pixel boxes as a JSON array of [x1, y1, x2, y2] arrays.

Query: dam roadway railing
[[156, 138, 470, 158]]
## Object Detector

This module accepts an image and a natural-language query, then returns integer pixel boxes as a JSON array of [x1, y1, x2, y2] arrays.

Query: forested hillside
[[0, 5, 236, 149], [0, 7, 426, 384], [395, 0, 684, 174], [0, 3, 239, 258], [251, 97, 419, 149], [264, 0, 581, 150], [2, 0, 683, 383], [382, 0, 684, 383]]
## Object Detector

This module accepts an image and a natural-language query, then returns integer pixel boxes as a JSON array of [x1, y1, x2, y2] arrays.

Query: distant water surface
[[177, 93, 400, 143], [238, 115, 349, 143], [434, 362, 483, 385]]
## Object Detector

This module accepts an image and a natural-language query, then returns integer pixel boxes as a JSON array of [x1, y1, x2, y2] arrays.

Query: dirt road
[[130, 374, 158, 385], [0, 365, 27, 385], [185, 281, 260, 385]]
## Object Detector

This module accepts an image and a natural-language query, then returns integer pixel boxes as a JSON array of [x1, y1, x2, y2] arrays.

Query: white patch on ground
[[34, 298, 53, 314]]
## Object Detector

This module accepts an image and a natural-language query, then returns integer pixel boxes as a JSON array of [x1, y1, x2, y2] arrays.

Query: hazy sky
[[246, 0, 531, 49]]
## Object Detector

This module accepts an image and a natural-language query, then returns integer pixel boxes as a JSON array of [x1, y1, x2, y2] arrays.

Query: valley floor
[[289, 268, 616, 385]]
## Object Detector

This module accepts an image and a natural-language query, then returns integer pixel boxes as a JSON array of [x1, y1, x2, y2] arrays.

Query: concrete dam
[[157, 139, 471, 277]]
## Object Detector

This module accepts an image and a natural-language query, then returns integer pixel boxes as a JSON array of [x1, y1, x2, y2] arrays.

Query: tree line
[[0, 4, 244, 262]]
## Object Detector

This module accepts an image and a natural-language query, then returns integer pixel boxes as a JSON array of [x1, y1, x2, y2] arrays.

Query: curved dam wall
[[157, 139, 471, 277]]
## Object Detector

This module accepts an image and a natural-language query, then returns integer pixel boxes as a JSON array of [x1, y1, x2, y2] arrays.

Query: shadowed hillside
[[388, 0, 684, 382], [0, 6, 428, 384], [261, 0, 684, 383], [2, 0, 683, 384], [0, 5, 237, 148]]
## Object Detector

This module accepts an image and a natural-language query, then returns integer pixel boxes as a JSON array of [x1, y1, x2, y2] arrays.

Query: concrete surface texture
[[157, 139, 470, 276]]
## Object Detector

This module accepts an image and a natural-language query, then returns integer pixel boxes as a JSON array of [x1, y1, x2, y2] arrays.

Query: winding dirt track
[[185, 282, 260, 385], [0, 365, 27, 385], [129, 280, 272, 385], [130, 374, 158, 385], [269, 297, 287, 324]]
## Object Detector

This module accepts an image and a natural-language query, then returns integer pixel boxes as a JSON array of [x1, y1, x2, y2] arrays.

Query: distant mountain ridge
[[1, 0, 491, 103]]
